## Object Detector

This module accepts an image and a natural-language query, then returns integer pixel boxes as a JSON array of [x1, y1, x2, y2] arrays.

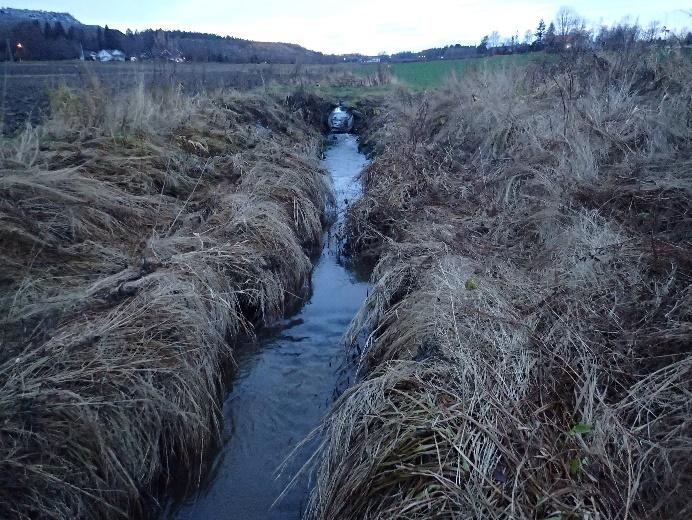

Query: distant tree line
[[373, 7, 690, 65], [387, 44, 478, 62], [476, 7, 692, 57], [2, 20, 339, 63], [2, 6, 690, 64]]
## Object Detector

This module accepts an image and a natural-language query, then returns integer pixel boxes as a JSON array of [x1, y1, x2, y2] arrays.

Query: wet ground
[[172, 133, 369, 519]]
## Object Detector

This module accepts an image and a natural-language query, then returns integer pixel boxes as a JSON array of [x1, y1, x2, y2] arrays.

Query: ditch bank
[[172, 130, 370, 520], [0, 86, 346, 518], [306, 52, 692, 519]]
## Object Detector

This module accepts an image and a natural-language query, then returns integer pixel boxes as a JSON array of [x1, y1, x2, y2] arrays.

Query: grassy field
[[354, 53, 552, 89], [290, 53, 552, 104], [1, 54, 548, 134]]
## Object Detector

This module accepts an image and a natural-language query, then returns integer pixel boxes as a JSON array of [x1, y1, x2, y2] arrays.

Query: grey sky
[[4, 1, 690, 54]]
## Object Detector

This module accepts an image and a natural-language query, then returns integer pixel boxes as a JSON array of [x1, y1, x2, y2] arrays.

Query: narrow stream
[[173, 133, 369, 519]]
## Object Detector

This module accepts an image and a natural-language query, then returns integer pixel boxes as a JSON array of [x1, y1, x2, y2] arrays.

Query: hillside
[[0, 7, 79, 26], [0, 7, 338, 63]]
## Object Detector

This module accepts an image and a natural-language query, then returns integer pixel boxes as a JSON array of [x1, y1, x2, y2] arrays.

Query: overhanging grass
[[0, 84, 332, 518]]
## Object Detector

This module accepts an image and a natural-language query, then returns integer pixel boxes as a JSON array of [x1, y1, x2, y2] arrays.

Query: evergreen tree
[[544, 22, 557, 52], [13, 21, 49, 59], [53, 22, 66, 40], [477, 35, 489, 54], [534, 19, 546, 48], [103, 25, 117, 49]]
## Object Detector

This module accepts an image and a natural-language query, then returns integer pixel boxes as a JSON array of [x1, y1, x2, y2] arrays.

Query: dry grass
[[308, 49, 691, 519], [0, 82, 331, 518]]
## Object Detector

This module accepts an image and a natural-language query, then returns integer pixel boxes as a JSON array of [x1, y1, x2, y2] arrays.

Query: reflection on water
[[173, 134, 369, 520]]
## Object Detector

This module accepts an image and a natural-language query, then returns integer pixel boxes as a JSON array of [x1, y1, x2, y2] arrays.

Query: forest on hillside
[[1, 18, 338, 63]]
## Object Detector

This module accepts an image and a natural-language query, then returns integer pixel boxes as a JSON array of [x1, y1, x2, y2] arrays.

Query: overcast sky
[[5, 1, 691, 54]]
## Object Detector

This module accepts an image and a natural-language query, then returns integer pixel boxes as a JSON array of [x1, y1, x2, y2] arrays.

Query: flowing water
[[173, 133, 369, 520]]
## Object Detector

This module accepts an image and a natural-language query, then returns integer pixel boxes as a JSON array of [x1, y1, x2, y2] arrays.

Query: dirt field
[[2, 56, 538, 134], [0, 61, 338, 134]]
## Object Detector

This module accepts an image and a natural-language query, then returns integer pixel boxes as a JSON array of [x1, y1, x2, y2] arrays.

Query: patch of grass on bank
[[311, 85, 392, 104], [264, 83, 394, 111]]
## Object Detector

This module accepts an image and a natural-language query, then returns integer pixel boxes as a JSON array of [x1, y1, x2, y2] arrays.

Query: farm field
[[283, 54, 553, 105], [0, 60, 350, 133], [0, 55, 549, 133], [354, 52, 552, 88]]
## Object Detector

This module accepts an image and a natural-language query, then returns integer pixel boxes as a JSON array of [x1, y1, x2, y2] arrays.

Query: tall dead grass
[[308, 49, 691, 519], [0, 82, 331, 518]]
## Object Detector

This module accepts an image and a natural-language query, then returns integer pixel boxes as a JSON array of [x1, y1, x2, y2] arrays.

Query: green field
[[357, 53, 552, 89], [263, 53, 552, 106]]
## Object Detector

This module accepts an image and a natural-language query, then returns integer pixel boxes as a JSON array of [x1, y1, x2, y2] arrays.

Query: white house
[[95, 49, 126, 62], [109, 50, 126, 61]]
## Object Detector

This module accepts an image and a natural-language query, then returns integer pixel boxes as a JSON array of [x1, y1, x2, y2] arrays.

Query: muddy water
[[173, 133, 369, 520]]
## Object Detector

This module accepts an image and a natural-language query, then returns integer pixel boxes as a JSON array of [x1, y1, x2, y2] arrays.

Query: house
[[96, 50, 112, 61], [109, 50, 126, 61], [94, 49, 126, 62]]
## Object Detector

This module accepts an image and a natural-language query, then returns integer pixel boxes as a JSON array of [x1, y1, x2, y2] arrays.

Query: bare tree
[[488, 31, 501, 49], [555, 6, 581, 39], [643, 20, 661, 42], [523, 30, 533, 45]]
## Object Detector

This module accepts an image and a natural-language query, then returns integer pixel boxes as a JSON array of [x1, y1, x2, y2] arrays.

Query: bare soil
[[0, 61, 326, 134]]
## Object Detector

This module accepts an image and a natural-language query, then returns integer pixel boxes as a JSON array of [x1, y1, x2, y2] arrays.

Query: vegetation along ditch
[[173, 129, 370, 520], [307, 49, 691, 519], [0, 84, 349, 518]]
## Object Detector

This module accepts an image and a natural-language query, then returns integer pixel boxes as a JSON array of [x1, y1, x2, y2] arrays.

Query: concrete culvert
[[328, 106, 354, 133]]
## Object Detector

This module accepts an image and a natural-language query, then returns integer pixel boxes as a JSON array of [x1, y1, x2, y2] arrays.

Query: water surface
[[174, 133, 369, 520]]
